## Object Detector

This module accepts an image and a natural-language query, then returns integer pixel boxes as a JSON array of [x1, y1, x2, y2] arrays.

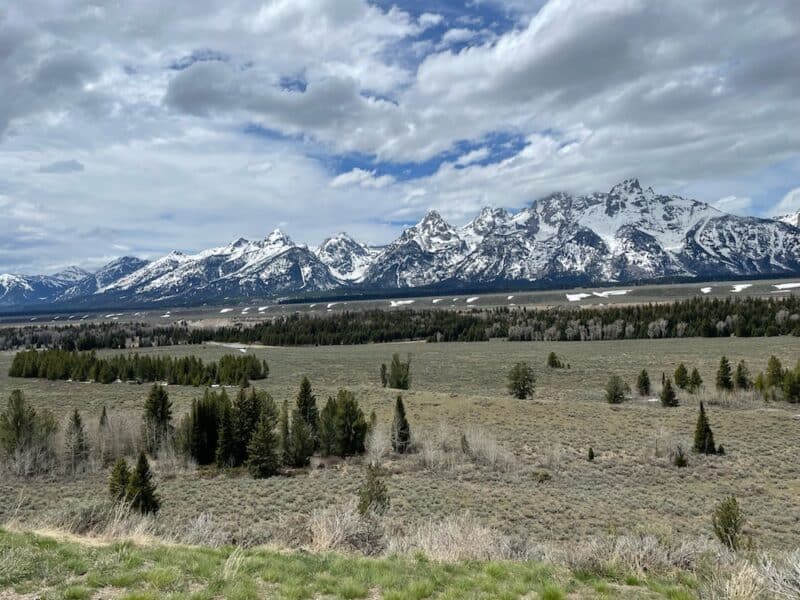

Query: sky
[[1, 0, 799, 274]]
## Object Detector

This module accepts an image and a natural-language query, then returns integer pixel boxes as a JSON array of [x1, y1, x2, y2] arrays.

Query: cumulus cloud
[[0, 0, 799, 273], [773, 188, 800, 216]]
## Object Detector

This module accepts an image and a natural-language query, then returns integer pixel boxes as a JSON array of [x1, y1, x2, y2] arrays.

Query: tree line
[[2, 296, 797, 352], [8, 349, 268, 387]]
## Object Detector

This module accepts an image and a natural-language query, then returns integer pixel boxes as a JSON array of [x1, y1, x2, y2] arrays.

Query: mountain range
[[2, 179, 799, 309]]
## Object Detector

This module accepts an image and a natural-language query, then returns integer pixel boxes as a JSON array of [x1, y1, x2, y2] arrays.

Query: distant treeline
[[9, 349, 268, 386], [0, 296, 798, 350]]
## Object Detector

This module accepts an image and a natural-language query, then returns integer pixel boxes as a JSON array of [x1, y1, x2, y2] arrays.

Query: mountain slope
[[3, 179, 799, 309]]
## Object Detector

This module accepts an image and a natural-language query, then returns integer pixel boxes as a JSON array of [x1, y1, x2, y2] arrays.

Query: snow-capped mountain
[[2, 179, 799, 309], [777, 211, 800, 228]]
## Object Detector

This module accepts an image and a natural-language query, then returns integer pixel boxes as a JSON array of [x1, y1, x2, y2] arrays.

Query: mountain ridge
[[2, 179, 799, 308]]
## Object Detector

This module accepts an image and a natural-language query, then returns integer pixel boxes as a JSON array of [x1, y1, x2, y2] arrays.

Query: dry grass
[[2, 335, 800, 552]]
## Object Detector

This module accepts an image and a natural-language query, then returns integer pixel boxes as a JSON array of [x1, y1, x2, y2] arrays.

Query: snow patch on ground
[[466, 297, 479, 303], [700, 287, 712, 294], [327, 302, 339, 308], [774, 282, 800, 290], [257, 306, 269, 312], [731, 284, 752, 293], [431, 298, 442, 304], [592, 289, 631, 298], [566, 293, 591, 302], [220, 308, 233, 313], [507, 295, 514, 300], [390, 300, 415, 307]]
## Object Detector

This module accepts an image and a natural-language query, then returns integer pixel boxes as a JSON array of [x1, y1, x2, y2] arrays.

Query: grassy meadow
[[1, 336, 798, 551]]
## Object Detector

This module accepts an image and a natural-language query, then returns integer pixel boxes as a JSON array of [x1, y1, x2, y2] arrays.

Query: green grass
[[0, 528, 696, 599]]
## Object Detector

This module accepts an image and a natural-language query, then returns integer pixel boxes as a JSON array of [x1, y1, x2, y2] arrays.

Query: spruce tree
[[288, 410, 315, 467], [318, 396, 338, 456], [637, 369, 651, 396], [357, 464, 389, 515], [507, 362, 535, 399], [391, 395, 411, 454], [232, 387, 262, 466], [97, 405, 112, 466], [215, 399, 235, 468], [64, 409, 89, 474], [109, 457, 130, 502], [279, 399, 291, 466], [765, 356, 784, 388], [674, 364, 689, 389], [660, 378, 679, 407], [588, 447, 595, 461], [688, 368, 703, 393], [295, 376, 319, 440], [246, 414, 279, 478], [127, 451, 160, 514], [734, 360, 751, 390], [388, 354, 411, 389], [716, 356, 733, 391], [693, 402, 717, 455], [142, 384, 173, 454], [380, 364, 388, 388], [334, 389, 368, 457]]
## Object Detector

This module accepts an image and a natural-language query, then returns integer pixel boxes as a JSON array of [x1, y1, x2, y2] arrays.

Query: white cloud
[[418, 13, 444, 29], [330, 168, 395, 189], [713, 195, 752, 215], [773, 188, 800, 216]]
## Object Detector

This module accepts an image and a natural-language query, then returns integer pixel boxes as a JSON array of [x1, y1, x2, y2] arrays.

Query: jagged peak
[[609, 178, 643, 197], [265, 228, 293, 245]]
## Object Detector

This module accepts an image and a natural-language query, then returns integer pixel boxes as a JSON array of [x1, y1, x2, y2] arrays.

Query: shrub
[[713, 496, 745, 551], [605, 375, 628, 404], [672, 445, 688, 468], [547, 352, 564, 369], [388, 354, 411, 389], [357, 464, 389, 515], [507, 362, 535, 399]]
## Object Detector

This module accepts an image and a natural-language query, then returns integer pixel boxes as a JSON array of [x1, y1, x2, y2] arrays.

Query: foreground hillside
[[0, 527, 701, 599]]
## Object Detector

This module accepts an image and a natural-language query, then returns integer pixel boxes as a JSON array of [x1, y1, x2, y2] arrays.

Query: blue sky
[[1, 0, 799, 273]]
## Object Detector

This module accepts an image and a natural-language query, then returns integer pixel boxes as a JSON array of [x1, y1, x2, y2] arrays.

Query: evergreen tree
[[295, 376, 319, 440], [109, 457, 130, 502], [357, 464, 389, 515], [334, 389, 368, 457], [734, 360, 751, 390], [288, 409, 315, 467], [507, 362, 535, 399], [279, 399, 291, 465], [660, 378, 679, 407], [765, 356, 784, 388], [142, 384, 173, 454], [246, 413, 279, 478], [0, 390, 58, 473], [636, 369, 651, 396], [232, 387, 263, 466], [127, 451, 160, 514], [547, 352, 563, 369], [693, 402, 717, 455], [588, 447, 595, 461], [688, 368, 703, 393], [97, 405, 112, 466], [215, 398, 235, 468], [674, 363, 689, 389], [388, 354, 412, 389], [99, 405, 108, 428], [605, 375, 628, 404], [64, 409, 89, 474], [716, 356, 733, 391], [380, 364, 387, 388], [672, 445, 688, 468], [390, 395, 411, 454], [318, 396, 338, 456]]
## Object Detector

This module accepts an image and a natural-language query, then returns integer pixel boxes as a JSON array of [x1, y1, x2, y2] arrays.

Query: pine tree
[[246, 414, 279, 478], [109, 457, 130, 502], [507, 362, 535, 399], [688, 368, 703, 393], [693, 402, 717, 455], [637, 369, 651, 396], [279, 399, 291, 465], [674, 364, 689, 389], [734, 360, 751, 390], [318, 396, 338, 456], [588, 447, 595, 461], [215, 398, 235, 468], [97, 405, 112, 466], [765, 356, 784, 388], [64, 409, 89, 474], [380, 364, 387, 388], [605, 375, 628, 404], [357, 464, 389, 515], [660, 378, 679, 407], [391, 395, 411, 454], [127, 451, 160, 514], [142, 384, 173, 454], [716, 356, 733, 391], [288, 409, 315, 467], [295, 376, 319, 440], [232, 387, 263, 467], [334, 389, 368, 457]]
